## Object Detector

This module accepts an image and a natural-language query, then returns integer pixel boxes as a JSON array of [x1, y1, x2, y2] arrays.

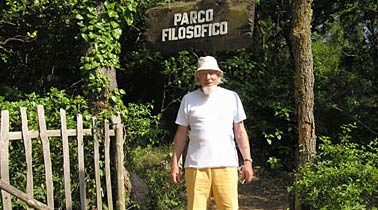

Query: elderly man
[[170, 56, 254, 210]]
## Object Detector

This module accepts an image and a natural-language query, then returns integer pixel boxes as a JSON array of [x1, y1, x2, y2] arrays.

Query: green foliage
[[219, 50, 297, 169], [267, 156, 283, 170], [159, 51, 199, 114], [0, 88, 90, 129], [69, 0, 139, 106], [162, 51, 197, 92], [0, 88, 91, 209], [72, 0, 137, 72], [292, 132, 378, 209], [1, 0, 83, 94], [0, 87, 162, 208], [123, 103, 163, 147], [128, 145, 186, 210], [312, 0, 378, 142], [84, 71, 112, 101], [70, 0, 137, 70]]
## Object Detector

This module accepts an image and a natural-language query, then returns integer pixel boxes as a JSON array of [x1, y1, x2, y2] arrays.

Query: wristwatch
[[244, 158, 253, 164]]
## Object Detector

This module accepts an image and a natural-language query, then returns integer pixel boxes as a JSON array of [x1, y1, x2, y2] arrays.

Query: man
[[170, 56, 254, 210]]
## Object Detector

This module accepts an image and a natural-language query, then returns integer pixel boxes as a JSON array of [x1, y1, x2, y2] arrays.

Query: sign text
[[161, 9, 228, 42]]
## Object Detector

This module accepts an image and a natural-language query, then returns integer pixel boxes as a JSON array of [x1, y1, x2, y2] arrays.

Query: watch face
[[244, 158, 252, 163]]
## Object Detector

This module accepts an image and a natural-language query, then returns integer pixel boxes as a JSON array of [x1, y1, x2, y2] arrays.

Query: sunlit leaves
[[72, 0, 138, 73], [293, 136, 378, 209]]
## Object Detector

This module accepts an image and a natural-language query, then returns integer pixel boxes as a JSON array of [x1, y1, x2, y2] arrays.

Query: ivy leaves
[[70, 0, 137, 71]]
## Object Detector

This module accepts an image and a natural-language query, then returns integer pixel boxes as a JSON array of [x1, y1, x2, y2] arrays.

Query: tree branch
[[0, 35, 36, 46], [332, 105, 378, 135]]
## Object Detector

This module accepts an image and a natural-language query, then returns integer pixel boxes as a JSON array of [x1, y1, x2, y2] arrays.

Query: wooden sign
[[144, 0, 255, 54]]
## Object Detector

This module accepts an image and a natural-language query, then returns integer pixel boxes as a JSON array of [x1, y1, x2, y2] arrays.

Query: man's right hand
[[170, 125, 189, 185], [170, 166, 182, 185]]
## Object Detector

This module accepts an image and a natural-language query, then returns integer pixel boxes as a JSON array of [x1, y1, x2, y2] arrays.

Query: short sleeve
[[233, 92, 247, 123], [175, 95, 189, 126]]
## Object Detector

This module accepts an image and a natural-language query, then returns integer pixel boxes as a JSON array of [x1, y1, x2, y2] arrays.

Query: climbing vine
[[69, 0, 137, 98]]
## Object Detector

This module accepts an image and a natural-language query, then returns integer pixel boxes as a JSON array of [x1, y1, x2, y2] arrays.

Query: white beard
[[202, 86, 218, 96]]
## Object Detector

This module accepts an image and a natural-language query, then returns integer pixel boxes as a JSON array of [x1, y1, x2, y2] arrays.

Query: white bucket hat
[[195, 56, 223, 76]]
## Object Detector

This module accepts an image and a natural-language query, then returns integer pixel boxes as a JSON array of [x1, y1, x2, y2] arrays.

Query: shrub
[[128, 145, 186, 210], [293, 135, 378, 209]]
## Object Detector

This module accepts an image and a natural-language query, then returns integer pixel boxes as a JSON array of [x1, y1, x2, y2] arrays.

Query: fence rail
[[0, 105, 125, 210]]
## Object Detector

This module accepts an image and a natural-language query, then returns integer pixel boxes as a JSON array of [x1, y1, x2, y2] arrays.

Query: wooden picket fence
[[0, 105, 126, 210]]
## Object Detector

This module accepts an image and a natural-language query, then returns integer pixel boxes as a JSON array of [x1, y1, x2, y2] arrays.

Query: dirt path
[[206, 167, 293, 210], [238, 168, 293, 210]]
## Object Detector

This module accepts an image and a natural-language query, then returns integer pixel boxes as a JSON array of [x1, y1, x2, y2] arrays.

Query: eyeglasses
[[198, 71, 220, 77]]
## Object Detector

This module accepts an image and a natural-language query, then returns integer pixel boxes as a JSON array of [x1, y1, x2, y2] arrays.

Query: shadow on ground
[[238, 167, 293, 210]]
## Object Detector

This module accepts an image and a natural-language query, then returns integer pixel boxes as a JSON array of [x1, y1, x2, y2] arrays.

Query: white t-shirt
[[175, 87, 247, 168]]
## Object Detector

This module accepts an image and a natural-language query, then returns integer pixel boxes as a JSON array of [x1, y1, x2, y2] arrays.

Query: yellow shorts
[[185, 167, 239, 210]]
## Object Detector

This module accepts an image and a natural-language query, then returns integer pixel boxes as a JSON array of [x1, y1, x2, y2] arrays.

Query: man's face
[[196, 70, 221, 87]]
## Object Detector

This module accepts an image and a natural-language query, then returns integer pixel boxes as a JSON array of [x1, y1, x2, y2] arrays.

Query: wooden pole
[[1, 110, 12, 209], [37, 105, 54, 209], [93, 117, 103, 210], [0, 179, 52, 210], [60, 108, 73, 210], [104, 120, 114, 210], [21, 107, 34, 210], [114, 116, 125, 210], [76, 114, 87, 210]]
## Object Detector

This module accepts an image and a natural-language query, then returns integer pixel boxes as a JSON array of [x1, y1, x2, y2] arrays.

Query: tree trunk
[[86, 1, 119, 114], [290, 0, 316, 209], [88, 2, 132, 208], [247, 0, 256, 37]]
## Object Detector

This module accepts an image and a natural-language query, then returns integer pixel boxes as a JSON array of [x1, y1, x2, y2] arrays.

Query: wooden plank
[[8, 129, 111, 140], [93, 118, 103, 210], [21, 107, 34, 210], [37, 105, 54, 209], [1, 110, 12, 210], [60, 109, 72, 210], [104, 120, 113, 210], [0, 179, 52, 210], [114, 116, 125, 210], [77, 114, 87, 210]]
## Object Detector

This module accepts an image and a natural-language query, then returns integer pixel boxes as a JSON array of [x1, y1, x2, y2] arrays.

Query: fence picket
[[21, 107, 34, 210], [37, 105, 54, 209], [0, 110, 12, 210], [115, 116, 125, 210], [0, 105, 124, 210], [104, 120, 113, 210], [93, 118, 103, 210], [76, 113, 87, 210], [60, 109, 73, 210]]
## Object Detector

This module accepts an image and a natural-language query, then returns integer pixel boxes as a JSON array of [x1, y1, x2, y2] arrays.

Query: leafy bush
[[128, 145, 186, 210], [293, 133, 378, 209]]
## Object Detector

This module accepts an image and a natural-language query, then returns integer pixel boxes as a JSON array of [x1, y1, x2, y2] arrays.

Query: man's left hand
[[241, 161, 254, 184]]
